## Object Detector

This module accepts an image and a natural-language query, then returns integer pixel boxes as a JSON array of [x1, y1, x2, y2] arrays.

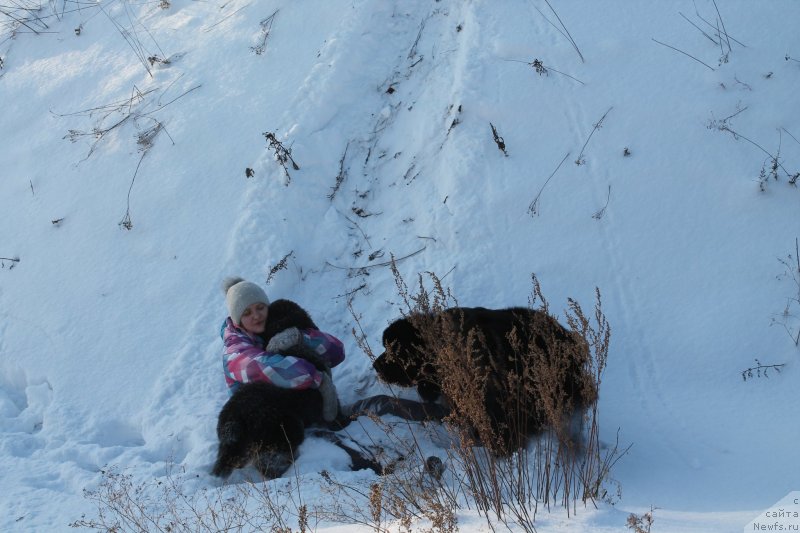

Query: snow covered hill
[[1, 1, 799, 531]]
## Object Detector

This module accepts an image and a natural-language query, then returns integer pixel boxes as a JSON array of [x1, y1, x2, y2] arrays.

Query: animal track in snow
[[0, 371, 53, 435]]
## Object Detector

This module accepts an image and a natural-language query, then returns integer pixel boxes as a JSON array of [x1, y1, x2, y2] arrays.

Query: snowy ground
[[1, 0, 799, 531]]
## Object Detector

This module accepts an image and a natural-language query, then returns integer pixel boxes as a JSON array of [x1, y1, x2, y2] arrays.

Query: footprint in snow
[[0, 371, 52, 436]]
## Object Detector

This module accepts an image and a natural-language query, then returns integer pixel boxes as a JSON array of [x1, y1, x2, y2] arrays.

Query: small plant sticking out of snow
[[251, 10, 278, 55], [266, 251, 294, 285], [489, 122, 508, 156], [627, 506, 656, 533], [118, 213, 133, 231], [576, 106, 613, 166], [531, 58, 547, 75], [328, 142, 350, 201], [771, 238, 800, 346], [446, 104, 462, 135], [592, 185, 612, 220], [1, 256, 20, 269], [709, 108, 800, 192], [741, 359, 786, 381], [532, 0, 584, 63], [263, 131, 300, 185], [118, 118, 173, 231], [528, 151, 571, 217], [502, 57, 586, 85], [136, 120, 165, 152], [147, 55, 170, 67]]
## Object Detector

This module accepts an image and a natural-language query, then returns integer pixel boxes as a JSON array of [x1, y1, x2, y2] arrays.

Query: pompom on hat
[[222, 276, 270, 326]]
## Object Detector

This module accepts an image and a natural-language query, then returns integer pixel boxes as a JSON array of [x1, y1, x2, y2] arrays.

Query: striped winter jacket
[[221, 317, 345, 394]]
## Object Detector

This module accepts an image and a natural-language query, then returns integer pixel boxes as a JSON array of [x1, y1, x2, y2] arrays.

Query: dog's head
[[373, 317, 444, 402], [373, 317, 428, 385]]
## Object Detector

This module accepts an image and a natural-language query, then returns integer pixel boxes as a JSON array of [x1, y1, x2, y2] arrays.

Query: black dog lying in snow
[[212, 300, 380, 479], [212, 380, 323, 478], [373, 306, 597, 454]]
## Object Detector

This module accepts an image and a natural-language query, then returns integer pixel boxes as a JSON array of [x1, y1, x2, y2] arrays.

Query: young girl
[[220, 277, 344, 422]]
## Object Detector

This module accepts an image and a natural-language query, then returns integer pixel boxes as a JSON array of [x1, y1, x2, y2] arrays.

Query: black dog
[[212, 300, 333, 479], [211, 381, 324, 478], [373, 307, 597, 454]]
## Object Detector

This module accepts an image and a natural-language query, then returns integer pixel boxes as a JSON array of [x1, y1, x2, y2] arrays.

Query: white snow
[[1, 0, 799, 531]]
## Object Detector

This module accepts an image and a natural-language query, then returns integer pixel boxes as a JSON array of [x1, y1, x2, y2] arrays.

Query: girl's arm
[[299, 329, 346, 369], [223, 328, 323, 390]]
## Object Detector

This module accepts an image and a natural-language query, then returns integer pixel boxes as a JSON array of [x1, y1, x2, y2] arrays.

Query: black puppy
[[262, 299, 332, 373], [373, 306, 596, 454], [211, 381, 323, 478]]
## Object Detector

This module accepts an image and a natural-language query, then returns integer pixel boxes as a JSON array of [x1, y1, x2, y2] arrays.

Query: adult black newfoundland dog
[[372, 306, 597, 454]]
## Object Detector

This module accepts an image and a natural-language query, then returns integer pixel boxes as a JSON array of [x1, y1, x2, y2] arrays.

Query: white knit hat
[[222, 276, 270, 326]]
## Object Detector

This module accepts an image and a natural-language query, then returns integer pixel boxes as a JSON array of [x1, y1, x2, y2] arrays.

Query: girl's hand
[[266, 327, 301, 352]]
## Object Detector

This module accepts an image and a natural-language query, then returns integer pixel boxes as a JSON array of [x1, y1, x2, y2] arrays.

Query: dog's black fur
[[211, 381, 324, 478], [262, 299, 317, 338], [373, 306, 596, 454], [212, 299, 330, 479]]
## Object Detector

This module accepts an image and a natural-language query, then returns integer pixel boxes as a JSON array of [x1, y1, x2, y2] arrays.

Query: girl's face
[[240, 302, 268, 335]]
